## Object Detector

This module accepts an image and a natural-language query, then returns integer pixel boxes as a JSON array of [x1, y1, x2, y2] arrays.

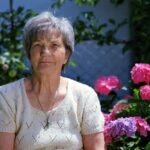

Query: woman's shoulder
[[0, 78, 23, 95], [0, 79, 23, 116], [67, 78, 95, 96]]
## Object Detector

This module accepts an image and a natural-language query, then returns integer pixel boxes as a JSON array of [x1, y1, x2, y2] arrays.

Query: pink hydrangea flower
[[103, 112, 116, 125], [95, 76, 121, 95], [104, 126, 113, 145], [131, 63, 150, 84], [140, 85, 150, 100], [112, 101, 129, 113], [133, 117, 150, 137], [104, 117, 137, 145]]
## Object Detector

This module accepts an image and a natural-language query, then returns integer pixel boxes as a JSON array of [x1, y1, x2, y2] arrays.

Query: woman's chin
[[38, 63, 54, 70], [36, 66, 53, 74], [37, 66, 59, 76], [39, 62, 53, 67]]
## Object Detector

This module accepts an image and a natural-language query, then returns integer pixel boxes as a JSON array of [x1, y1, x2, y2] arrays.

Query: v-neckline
[[21, 78, 70, 114]]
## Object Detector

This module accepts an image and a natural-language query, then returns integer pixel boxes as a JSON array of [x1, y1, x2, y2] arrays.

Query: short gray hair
[[23, 11, 75, 58]]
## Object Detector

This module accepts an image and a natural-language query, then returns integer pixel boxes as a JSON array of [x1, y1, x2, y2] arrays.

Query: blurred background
[[0, 0, 150, 95]]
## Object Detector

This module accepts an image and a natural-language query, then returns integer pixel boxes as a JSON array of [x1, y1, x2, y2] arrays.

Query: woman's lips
[[39, 58, 54, 64], [40, 61, 51, 63], [39, 60, 53, 63]]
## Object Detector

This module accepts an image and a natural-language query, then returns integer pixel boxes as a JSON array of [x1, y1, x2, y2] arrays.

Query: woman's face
[[30, 30, 70, 75]]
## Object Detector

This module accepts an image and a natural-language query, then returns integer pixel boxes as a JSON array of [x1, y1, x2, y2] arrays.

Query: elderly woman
[[0, 12, 105, 150]]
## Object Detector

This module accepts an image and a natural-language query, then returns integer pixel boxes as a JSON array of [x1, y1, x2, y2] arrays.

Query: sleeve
[[81, 88, 105, 135], [0, 90, 16, 133]]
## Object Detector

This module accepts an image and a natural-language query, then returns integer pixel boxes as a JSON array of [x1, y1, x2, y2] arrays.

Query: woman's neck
[[30, 73, 61, 96]]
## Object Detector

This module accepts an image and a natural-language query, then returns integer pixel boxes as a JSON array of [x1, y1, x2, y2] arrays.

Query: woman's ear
[[64, 50, 71, 64]]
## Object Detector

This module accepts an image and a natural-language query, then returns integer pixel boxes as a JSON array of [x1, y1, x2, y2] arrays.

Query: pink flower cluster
[[103, 112, 116, 125], [104, 116, 150, 145], [140, 85, 150, 100], [103, 101, 129, 125], [98, 63, 150, 146], [131, 63, 150, 84], [112, 101, 129, 113], [133, 117, 150, 137], [95, 76, 121, 95], [103, 101, 150, 145], [104, 117, 137, 144], [131, 63, 150, 100]]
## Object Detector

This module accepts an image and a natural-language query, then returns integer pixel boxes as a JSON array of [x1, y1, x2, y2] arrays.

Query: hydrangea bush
[[95, 63, 150, 150]]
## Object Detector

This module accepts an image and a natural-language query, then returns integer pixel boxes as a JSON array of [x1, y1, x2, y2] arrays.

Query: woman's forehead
[[35, 29, 63, 42]]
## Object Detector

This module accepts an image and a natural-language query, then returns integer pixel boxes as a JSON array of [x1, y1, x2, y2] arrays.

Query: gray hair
[[23, 11, 75, 58]]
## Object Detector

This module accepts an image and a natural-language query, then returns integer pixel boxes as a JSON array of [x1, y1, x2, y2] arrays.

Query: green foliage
[[108, 84, 150, 149], [0, 5, 37, 85], [51, 0, 150, 64], [75, 0, 100, 5], [51, 0, 125, 7], [51, 1, 128, 46], [110, 0, 125, 6], [68, 60, 77, 67], [117, 100, 150, 119], [1, 0, 149, 84], [51, 0, 100, 8], [107, 135, 150, 150], [146, 142, 150, 150], [73, 11, 107, 44], [133, 88, 140, 100], [128, 0, 150, 63]]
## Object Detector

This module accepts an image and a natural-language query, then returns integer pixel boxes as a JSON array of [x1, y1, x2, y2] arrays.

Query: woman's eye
[[52, 44, 59, 49], [32, 43, 43, 50], [34, 44, 42, 48], [54, 44, 59, 47]]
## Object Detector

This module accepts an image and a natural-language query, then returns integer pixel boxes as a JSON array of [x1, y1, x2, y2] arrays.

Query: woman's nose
[[42, 47, 51, 55]]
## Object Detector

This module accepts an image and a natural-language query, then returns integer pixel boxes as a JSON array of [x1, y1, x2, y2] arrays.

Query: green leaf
[[110, 0, 125, 6], [133, 89, 140, 100], [51, 0, 65, 8], [109, 18, 116, 25], [16, 7, 24, 14], [146, 142, 150, 150], [68, 60, 77, 67], [8, 70, 17, 78], [75, 0, 99, 5], [117, 19, 128, 28], [82, 11, 95, 20], [122, 43, 131, 54], [134, 148, 140, 150]]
